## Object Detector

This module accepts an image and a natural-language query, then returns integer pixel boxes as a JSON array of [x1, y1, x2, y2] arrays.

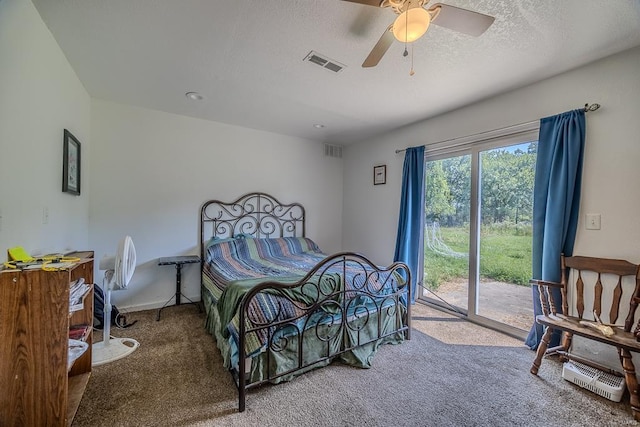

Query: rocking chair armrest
[[530, 279, 564, 289]]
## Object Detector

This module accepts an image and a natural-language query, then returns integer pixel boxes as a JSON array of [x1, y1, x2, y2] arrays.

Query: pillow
[[205, 236, 235, 248], [250, 236, 322, 258], [234, 233, 253, 239], [205, 233, 256, 249]]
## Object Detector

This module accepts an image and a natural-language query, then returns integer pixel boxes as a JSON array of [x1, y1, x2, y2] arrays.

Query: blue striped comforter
[[202, 236, 400, 357]]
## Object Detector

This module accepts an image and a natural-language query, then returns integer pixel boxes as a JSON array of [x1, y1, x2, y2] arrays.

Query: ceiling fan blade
[[341, 0, 385, 6], [429, 3, 495, 36], [362, 25, 394, 67]]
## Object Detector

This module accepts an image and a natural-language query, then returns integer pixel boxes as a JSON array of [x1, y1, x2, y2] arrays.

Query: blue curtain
[[394, 146, 426, 304], [525, 109, 586, 350]]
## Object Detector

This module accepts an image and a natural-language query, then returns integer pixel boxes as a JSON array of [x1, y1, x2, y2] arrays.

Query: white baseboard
[[118, 295, 202, 313]]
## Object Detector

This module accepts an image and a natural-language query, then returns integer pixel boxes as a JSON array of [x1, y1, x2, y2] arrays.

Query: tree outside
[[424, 142, 537, 291]]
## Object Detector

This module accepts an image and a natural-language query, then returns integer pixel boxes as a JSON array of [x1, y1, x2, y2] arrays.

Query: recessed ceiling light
[[185, 92, 204, 101], [313, 124, 325, 129]]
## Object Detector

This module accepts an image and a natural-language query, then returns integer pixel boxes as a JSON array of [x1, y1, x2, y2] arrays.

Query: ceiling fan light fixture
[[392, 7, 430, 43]]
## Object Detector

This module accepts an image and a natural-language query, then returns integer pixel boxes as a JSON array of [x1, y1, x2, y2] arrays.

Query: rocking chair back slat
[[594, 273, 603, 319], [611, 276, 623, 325], [575, 272, 585, 319], [625, 272, 640, 332]]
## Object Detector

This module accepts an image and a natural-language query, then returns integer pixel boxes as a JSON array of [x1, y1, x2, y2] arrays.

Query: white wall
[[0, 0, 343, 313], [90, 99, 343, 311], [343, 46, 640, 265], [343, 46, 640, 366], [0, 0, 91, 256]]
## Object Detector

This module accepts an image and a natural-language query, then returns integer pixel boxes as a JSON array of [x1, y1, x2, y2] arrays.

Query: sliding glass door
[[422, 137, 537, 336], [423, 154, 471, 313]]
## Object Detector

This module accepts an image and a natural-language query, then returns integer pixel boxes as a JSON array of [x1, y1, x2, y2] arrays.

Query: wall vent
[[304, 51, 346, 73], [324, 144, 343, 158]]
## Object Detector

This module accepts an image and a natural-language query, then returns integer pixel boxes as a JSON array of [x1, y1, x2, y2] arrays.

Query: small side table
[[156, 255, 200, 321]]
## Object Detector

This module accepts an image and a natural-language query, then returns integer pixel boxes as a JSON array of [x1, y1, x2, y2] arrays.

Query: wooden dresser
[[0, 258, 94, 426]]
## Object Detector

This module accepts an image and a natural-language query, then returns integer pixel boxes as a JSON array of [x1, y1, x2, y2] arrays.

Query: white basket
[[562, 361, 626, 402]]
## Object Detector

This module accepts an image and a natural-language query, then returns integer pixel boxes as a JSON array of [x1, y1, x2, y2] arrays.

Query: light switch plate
[[585, 213, 601, 230]]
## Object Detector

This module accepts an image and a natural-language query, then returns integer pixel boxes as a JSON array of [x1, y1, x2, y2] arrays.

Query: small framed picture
[[373, 165, 386, 185], [62, 129, 81, 195]]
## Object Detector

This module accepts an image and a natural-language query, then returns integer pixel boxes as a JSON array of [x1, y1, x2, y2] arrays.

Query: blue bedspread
[[202, 236, 404, 358]]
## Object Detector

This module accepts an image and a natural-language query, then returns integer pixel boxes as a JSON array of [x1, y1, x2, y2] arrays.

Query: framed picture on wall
[[373, 165, 386, 185], [62, 129, 81, 195]]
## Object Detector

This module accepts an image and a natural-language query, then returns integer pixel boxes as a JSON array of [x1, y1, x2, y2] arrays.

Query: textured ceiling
[[32, 0, 640, 145]]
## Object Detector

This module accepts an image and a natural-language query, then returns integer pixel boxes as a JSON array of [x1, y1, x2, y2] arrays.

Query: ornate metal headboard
[[200, 192, 306, 259]]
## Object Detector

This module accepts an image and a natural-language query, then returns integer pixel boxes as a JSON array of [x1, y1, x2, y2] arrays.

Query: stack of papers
[[69, 278, 90, 312], [45, 262, 75, 269], [67, 339, 89, 370]]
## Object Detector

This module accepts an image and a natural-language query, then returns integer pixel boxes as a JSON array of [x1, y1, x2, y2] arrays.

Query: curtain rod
[[395, 103, 601, 154]]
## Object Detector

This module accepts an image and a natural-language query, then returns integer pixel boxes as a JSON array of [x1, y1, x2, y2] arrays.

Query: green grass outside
[[424, 225, 532, 290]]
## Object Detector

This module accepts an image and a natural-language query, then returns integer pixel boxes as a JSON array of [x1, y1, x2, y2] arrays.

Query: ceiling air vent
[[304, 51, 346, 73], [324, 144, 343, 159]]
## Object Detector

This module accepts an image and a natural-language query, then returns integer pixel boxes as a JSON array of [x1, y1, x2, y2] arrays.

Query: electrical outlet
[[585, 213, 601, 230]]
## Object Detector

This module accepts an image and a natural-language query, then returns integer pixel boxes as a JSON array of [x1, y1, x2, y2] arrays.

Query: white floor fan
[[92, 235, 140, 366]]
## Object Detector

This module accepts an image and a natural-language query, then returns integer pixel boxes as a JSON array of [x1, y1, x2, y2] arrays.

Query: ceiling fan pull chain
[[407, 6, 414, 76], [409, 43, 415, 76], [403, 7, 409, 57]]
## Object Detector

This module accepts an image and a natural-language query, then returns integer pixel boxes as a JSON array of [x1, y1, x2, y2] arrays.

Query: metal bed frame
[[200, 192, 411, 411]]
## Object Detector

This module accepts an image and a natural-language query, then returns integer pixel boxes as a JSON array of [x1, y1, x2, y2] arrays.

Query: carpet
[[73, 303, 638, 426]]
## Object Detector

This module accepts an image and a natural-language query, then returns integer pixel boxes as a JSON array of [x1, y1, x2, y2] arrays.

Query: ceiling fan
[[343, 0, 495, 67]]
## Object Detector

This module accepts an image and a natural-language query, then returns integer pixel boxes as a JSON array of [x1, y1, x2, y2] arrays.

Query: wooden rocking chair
[[530, 255, 640, 420]]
